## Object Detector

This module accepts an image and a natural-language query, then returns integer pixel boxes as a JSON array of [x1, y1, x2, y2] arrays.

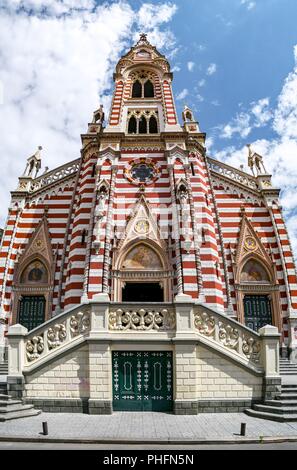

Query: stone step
[[0, 385, 7, 395], [281, 385, 297, 390], [276, 393, 297, 400], [265, 399, 297, 407], [280, 372, 297, 375], [0, 403, 34, 413], [253, 403, 297, 415], [0, 394, 12, 401], [0, 407, 41, 422], [279, 393, 297, 400], [245, 408, 297, 422]]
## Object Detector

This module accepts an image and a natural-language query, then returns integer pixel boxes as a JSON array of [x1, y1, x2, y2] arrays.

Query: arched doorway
[[236, 257, 281, 332], [112, 242, 172, 302], [13, 258, 52, 330]]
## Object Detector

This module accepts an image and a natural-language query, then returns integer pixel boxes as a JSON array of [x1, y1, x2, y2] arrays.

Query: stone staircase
[[245, 359, 297, 422], [279, 358, 297, 375], [0, 360, 8, 376], [0, 393, 41, 421], [0, 360, 8, 395]]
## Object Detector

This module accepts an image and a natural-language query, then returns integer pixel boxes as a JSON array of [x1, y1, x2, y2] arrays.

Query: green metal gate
[[112, 351, 173, 412], [244, 295, 272, 332], [18, 295, 46, 331]]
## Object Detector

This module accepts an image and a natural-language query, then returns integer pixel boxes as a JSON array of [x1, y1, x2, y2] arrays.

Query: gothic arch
[[112, 239, 172, 302], [11, 217, 55, 329], [232, 213, 282, 333]]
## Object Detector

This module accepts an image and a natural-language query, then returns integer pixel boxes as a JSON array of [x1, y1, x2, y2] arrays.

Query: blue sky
[[0, 0, 297, 255]]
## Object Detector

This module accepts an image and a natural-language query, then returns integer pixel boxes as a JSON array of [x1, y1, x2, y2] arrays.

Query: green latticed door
[[112, 351, 173, 412], [18, 295, 46, 331], [244, 295, 272, 332]]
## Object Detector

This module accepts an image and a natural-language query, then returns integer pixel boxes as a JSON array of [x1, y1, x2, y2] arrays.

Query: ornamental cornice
[[111, 270, 174, 279], [235, 283, 279, 292], [211, 174, 261, 202]]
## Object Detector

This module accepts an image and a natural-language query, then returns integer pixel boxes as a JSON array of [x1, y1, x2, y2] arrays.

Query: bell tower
[[106, 33, 181, 133]]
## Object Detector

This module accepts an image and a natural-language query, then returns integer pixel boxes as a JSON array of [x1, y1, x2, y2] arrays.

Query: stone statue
[[247, 144, 267, 175], [92, 104, 105, 125], [24, 146, 43, 178]]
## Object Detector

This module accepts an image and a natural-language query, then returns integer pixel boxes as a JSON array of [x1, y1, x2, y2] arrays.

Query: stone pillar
[[173, 295, 198, 414], [88, 296, 112, 414], [0, 317, 6, 362], [174, 294, 195, 338], [287, 316, 297, 363], [259, 325, 281, 401], [89, 293, 110, 338], [6, 324, 28, 398], [88, 342, 112, 414]]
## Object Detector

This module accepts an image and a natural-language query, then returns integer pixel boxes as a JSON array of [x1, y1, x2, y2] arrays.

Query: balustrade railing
[[109, 306, 175, 331], [25, 307, 90, 364], [193, 306, 262, 367], [207, 156, 258, 191], [28, 158, 80, 193], [7, 300, 278, 375]]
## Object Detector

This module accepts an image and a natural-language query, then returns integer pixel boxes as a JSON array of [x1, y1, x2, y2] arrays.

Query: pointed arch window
[[132, 80, 142, 98], [149, 116, 158, 134], [128, 116, 137, 134], [144, 80, 154, 98], [139, 116, 147, 134]]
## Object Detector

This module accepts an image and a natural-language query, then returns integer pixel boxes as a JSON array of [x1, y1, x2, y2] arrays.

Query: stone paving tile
[[1, 412, 297, 441]]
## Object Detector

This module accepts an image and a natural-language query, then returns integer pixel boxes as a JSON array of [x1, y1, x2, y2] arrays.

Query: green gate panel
[[244, 295, 272, 332], [18, 296, 46, 331], [112, 351, 173, 412]]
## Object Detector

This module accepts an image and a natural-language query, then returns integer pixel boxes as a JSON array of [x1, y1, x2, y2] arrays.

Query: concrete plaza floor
[[1, 411, 297, 444]]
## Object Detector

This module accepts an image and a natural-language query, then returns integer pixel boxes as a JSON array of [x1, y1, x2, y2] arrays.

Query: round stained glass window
[[125, 159, 159, 185], [131, 164, 154, 183]]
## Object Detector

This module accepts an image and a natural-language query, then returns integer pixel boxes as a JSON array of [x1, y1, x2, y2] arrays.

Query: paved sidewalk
[[1, 412, 297, 443]]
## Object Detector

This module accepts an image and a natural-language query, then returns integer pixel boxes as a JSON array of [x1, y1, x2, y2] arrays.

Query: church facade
[[0, 35, 296, 414]]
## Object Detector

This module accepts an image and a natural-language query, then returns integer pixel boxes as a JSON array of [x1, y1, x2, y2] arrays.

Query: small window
[[149, 116, 158, 134], [144, 80, 154, 98], [132, 80, 142, 98], [139, 116, 147, 134], [128, 116, 137, 134]]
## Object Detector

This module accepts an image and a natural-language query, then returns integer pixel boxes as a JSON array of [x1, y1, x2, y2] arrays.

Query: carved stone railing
[[28, 158, 80, 193], [24, 306, 90, 365], [194, 305, 262, 368], [7, 299, 279, 379], [109, 305, 175, 331], [207, 157, 258, 192]]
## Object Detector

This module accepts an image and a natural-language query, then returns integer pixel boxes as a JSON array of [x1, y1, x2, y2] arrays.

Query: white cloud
[[217, 45, 297, 255], [207, 63, 217, 76], [241, 0, 256, 10], [251, 97, 273, 126], [176, 89, 188, 101], [0, 1, 177, 226], [187, 61, 195, 72], [137, 2, 177, 29], [172, 65, 181, 72], [220, 112, 251, 139], [198, 79, 206, 87], [219, 97, 272, 139], [0, 0, 95, 16]]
